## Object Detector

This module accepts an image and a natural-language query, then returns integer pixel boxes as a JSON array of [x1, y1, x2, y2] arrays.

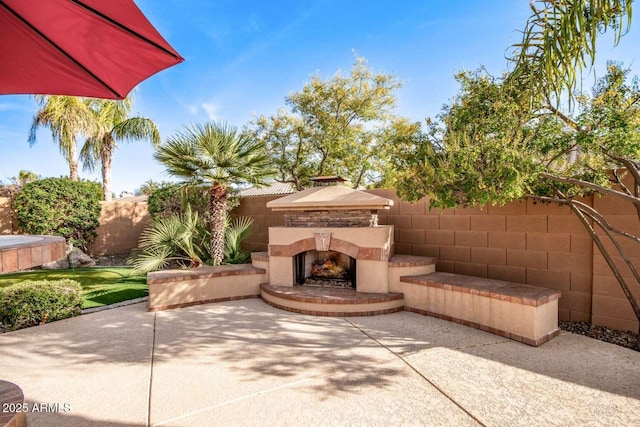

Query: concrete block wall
[[90, 198, 151, 256], [369, 189, 595, 325], [234, 195, 285, 252], [591, 194, 640, 332]]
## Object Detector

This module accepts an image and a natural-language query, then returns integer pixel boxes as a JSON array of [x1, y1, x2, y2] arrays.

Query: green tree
[[251, 55, 406, 189], [154, 121, 273, 264], [29, 96, 96, 181], [397, 0, 640, 349], [397, 65, 640, 349], [81, 97, 160, 201], [12, 170, 39, 187]]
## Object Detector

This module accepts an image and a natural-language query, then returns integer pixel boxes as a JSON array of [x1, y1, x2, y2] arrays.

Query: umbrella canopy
[[0, 0, 184, 99]]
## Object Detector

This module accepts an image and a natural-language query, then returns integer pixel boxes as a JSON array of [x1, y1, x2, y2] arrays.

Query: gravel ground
[[92, 253, 640, 351], [559, 321, 638, 351], [93, 252, 132, 267]]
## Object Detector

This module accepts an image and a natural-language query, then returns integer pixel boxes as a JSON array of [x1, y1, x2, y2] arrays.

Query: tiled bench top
[[148, 264, 266, 285], [400, 272, 561, 307], [388, 254, 437, 267]]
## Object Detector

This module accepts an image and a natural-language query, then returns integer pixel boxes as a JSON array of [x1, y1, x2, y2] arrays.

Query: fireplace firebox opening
[[294, 251, 356, 289]]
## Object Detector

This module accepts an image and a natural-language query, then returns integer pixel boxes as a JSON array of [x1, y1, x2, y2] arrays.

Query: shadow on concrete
[[24, 407, 145, 427], [152, 300, 405, 399]]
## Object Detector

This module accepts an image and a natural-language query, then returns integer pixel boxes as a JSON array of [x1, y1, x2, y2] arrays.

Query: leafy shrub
[[147, 183, 240, 225], [0, 279, 83, 331], [13, 177, 102, 252]]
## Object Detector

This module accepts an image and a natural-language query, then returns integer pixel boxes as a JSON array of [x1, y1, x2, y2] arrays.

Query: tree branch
[[541, 172, 640, 206], [565, 199, 640, 323]]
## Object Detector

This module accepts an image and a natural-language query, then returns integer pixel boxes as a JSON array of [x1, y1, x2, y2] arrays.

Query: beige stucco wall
[[148, 273, 263, 311]]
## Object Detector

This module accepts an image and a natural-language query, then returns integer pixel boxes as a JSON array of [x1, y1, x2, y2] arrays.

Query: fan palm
[[29, 96, 96, 181], [82, 97, 160, 201], [224, 216, 255, 264], [130, 204, 211, 273], [154, 121, 274, 264]]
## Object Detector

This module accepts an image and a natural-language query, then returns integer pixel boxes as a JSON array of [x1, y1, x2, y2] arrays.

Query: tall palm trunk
[[101, 139, 113, 201], [209, 183, 228, 265], [68, 137, 79, 181]]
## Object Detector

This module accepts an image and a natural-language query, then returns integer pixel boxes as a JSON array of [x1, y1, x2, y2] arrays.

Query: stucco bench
[[399, 272, 561, 346], [147, 264, 267, 311]]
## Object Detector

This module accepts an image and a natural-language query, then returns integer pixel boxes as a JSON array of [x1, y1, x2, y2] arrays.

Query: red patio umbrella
[[0, 0, 184, 99]]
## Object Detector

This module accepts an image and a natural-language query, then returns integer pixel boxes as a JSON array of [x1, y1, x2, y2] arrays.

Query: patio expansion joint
[[147, 312, 157, 427], [343, 318, 487, 427]]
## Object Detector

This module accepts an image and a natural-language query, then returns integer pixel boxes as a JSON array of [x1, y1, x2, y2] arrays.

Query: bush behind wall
[[13, 177, 102, 252]]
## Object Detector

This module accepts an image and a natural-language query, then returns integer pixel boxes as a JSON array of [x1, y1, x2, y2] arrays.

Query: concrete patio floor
[[1, 299, 639, 426]]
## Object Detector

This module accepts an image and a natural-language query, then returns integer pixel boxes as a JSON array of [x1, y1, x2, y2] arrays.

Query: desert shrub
[[0, 279, 83, 331], [130, 209, 254, 272], [12, 178, 102, 252]]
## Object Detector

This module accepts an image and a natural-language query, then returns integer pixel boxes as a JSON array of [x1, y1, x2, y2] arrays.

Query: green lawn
[[0, 268, 147, 309]]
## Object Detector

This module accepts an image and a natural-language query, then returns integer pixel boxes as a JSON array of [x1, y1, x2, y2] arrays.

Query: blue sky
[[1, 0, 639, 195]]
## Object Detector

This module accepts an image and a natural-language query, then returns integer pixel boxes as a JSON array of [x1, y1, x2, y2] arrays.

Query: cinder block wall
[[234, 195, 285, 252], [90, 197, 150, 256], [0, 196, 151, 256], [591, 195, 640, 332], [369, 189, 595, 326], [236, 190, 640, 332]]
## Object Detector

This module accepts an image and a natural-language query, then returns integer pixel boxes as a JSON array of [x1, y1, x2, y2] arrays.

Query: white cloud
[[201, 102, 220, 121]]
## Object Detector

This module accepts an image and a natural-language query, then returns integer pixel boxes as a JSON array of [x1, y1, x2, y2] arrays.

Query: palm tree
[[81, 98, 160, 201], [510, 0, 632, 103], [154, 121, 274, 264], [12, 170, 39, 188], [29, 96, 96, 181]]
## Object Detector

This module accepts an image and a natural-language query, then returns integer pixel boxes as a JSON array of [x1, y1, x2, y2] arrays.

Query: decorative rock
[[68, 246, 96, 267], [41, 245, 96, 269]]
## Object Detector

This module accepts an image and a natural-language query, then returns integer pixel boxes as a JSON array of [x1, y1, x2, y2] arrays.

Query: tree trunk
[[209, 183, 228, 265], [101, 143, 112, 201], [69, 161, 79, 181], [69, 137, 79, 181]]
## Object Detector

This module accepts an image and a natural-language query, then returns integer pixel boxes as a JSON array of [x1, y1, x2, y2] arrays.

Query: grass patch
[[0, 268, 147, 309]]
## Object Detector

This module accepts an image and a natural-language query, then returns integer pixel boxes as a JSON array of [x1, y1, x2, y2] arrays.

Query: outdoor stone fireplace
[[264, 177, 395, 294]]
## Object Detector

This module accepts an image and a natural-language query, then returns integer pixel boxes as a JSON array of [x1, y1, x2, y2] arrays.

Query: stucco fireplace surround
[[264, 179, 396, 294]]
